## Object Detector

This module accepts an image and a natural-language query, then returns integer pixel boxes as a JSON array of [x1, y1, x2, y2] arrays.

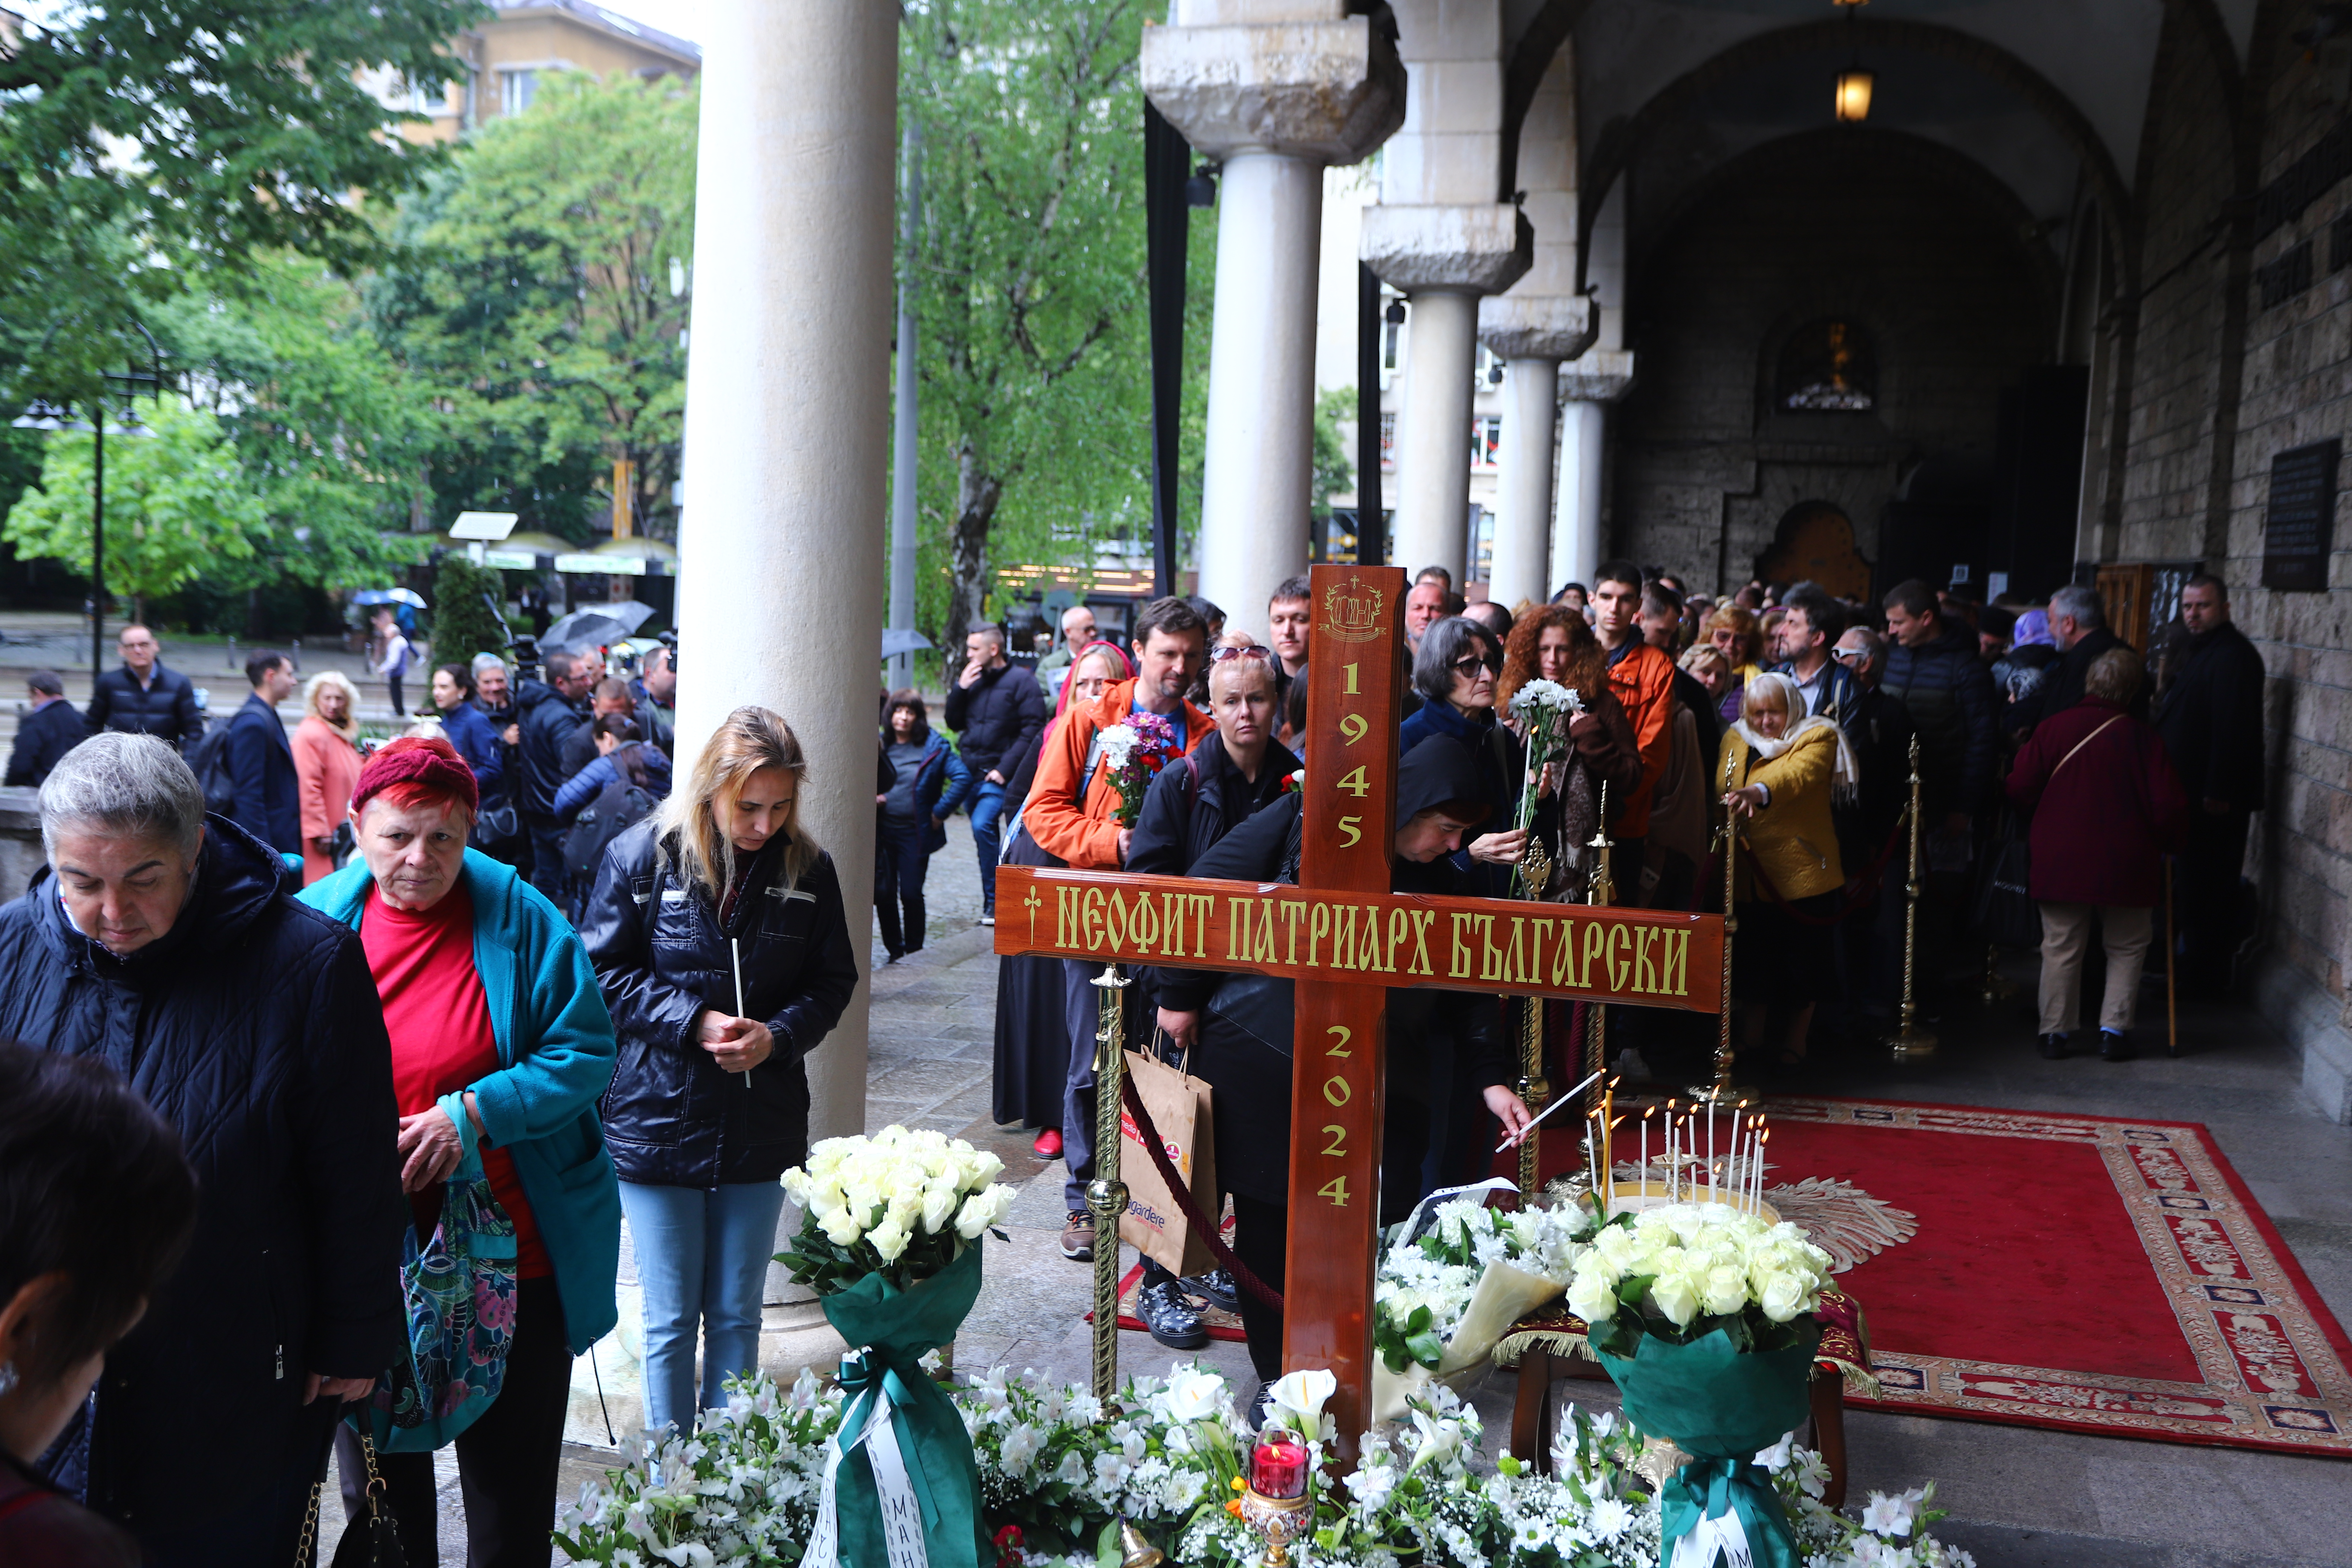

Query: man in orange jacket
[[1591, 559, 1675, 900], [1024, 595, 1211, 1262]]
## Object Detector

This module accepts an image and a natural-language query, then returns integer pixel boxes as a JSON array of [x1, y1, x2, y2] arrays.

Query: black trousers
[[874, 816, 928, 957], [2178, 809, 2251, 993], [340, 1277, 572, 1568], [1227, 1097, 1430, 1384], [524, 816, 567, 903]]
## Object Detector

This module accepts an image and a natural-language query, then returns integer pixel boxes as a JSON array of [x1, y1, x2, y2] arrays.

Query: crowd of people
[[0, 663, 855, 1562], [963, 561, 2265, 1384]]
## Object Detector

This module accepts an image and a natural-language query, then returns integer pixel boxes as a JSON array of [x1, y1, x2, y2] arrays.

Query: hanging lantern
[[1835, 67, 1874, 122]]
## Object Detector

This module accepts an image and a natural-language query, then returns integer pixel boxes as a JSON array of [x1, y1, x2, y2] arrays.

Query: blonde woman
[[292, 669, 364, 884], [577, 706, 858, 1433], [1717, 672, 1856, 1071]]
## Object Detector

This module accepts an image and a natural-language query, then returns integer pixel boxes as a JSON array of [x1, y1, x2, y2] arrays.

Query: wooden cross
[[995, 565, 1725, 1444]]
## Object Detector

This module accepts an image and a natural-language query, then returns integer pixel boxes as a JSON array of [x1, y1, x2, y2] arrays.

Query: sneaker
[[979, 912, 996, 926], [1135, 1277, 1208, 1349], [1247, 1379, 1276, 1430], [2037, 1032, 2069, 1060], [1183, 1268, 1240, 1315], [1060, 1210, 1094, 1261], [1033, 1128, 1063, 1160], [2100, 1029, 2135, 1063]]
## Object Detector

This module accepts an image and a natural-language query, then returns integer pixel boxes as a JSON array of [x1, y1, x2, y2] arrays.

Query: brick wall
[[1612, 130, 2056, 591]]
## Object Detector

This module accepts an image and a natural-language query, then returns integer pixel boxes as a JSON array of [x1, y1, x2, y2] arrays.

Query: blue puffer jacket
[[1877, 621, 1998, 817], [884, 730, 974, 853], [437, 699, 508, 807], [300, 849, 623, 1355], [0, 816, 407, 1531]]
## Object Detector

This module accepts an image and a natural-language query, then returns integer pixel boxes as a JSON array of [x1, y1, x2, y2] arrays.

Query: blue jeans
[[620, 1180, 790, 1435], [970, 781, 1007, 911]]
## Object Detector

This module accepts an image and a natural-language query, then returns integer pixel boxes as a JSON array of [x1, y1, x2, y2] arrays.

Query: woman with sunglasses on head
[[1121, 640, 1300, 1350], [1398, 616, 1525, 897]]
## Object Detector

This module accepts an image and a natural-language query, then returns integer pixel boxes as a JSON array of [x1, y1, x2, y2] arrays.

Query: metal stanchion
[[1516, 837, 1552, 1197], [1583, 784, 1614, 1116], [1886, 735, 1938, 1060], [1699, 750, 1756, 1103], [1979, 942, 2018, 1005], [1086, 963, 1131, 1402]]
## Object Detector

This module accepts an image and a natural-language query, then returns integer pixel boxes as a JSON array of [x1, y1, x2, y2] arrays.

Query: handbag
[[1116, 1034, 1219, 1277], [352, 1104, 519, 1455], [298, 1428, 408, 1568], [471, 799, 521, 848]]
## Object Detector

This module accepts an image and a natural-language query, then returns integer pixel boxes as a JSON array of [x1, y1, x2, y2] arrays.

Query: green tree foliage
[[902, 0, 1152, 654], [3, 401, 264, 623], [371, 72, 696, 542], [0, 0, 485, 402], [153, 257, 437, 593], [429, 555, 513, 665]]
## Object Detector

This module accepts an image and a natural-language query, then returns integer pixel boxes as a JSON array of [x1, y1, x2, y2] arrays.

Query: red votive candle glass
[[1250, 1434, 1308, 1500]]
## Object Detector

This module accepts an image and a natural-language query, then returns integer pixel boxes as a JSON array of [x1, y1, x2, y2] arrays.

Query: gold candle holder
[[1886, 734, 1939, 1060], [1086, 964, 1131, 1400]]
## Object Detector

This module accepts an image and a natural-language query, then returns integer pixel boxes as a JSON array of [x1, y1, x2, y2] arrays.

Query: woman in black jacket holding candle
[[578, 706, 859, 1436]]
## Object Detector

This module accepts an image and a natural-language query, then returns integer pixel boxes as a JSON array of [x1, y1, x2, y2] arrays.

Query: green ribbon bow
[[1593, 1320, 1819, 1568], [817, 1242, 991, 1568]]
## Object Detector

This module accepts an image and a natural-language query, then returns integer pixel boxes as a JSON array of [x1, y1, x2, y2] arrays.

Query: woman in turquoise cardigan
[[299, 735, 620, 1568]]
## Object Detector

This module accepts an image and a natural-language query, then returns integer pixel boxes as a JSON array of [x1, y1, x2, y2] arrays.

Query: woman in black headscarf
[[1151, 737, 1532, 1391]]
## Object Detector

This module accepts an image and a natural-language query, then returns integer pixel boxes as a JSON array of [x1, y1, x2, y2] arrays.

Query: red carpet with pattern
[[1513, 1095, 2352, 1456]]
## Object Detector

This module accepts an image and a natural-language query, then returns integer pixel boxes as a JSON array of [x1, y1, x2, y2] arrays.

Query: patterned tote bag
[[351, 1148, 520, 1454]]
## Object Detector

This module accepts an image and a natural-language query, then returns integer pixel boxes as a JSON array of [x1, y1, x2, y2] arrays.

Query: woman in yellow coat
[[1717, 672, 1856, 1071]]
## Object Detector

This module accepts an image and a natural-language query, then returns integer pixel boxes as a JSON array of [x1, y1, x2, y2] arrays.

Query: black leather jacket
[[578, 819, 860, 1185]]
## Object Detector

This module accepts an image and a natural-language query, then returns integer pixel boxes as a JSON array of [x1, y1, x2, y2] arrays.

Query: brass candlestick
[[1886, 734, 1939, 1059], [1978, 942, 2018, 1004], [1694, 752, 1757, 1103], [1516, 835, 1551, 1197], [1584, 783, 1612, 1117], [1086, 963, 1131, 1400]]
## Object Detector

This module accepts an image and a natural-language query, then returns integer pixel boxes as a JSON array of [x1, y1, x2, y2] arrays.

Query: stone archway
[[1756, 501, 1872, 599]]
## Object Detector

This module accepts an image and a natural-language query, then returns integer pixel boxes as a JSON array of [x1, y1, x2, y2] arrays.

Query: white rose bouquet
[[1565, 1203, 1832, 1353], [777, 1125, 1016, 1294], [775, 1126, 1018, 1568], [1568, 1204, 1838, 1568]]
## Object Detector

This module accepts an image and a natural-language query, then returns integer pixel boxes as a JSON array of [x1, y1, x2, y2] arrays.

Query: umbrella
[[542, 608, 637, 652], [601, 600, 658, 633], [351, 587, 428, 608], [882, 628, 934, 659]]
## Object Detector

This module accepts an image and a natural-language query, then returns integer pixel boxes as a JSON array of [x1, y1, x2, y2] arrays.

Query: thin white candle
[[1728, 1106, 1743, 1205], [1640, 1109, 1652, 1195], [1588, 1115, 1602, 1213], [1706, 1100, 1717, 1205]]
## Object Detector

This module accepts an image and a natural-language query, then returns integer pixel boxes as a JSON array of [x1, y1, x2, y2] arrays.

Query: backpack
[[184, 718, 237, 816], [563, 777, 661, 895]]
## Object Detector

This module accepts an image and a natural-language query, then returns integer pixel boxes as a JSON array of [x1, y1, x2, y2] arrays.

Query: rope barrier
[[1115, 1071, 1285, 1312]]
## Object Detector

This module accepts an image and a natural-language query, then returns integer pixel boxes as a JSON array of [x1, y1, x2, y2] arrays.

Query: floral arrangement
[[1566, 1203, 1834, 1355], [776, 1127, 1017, 1292], [1505, 680, 1582, 896], [1096, 709, 1181, 826], [556, 1366, 1975, 1568], [1374, 1197, 1593, 1375]]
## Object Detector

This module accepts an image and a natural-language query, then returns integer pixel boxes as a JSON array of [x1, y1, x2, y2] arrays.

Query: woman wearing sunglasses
[[1398, 617, 1524, 897]]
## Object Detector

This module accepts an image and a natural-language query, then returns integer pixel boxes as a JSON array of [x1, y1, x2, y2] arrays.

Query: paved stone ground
[[308, 815, 2352, 1563]]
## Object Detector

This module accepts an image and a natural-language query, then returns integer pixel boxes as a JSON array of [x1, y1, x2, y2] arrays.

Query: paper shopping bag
[[1116, 1047, 1218, 1277]]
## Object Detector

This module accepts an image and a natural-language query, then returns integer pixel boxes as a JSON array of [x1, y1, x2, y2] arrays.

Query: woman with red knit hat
[[299, 735, 621, 1567]]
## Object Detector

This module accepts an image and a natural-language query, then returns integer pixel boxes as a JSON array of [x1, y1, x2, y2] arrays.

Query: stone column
[[1145, 12, 1402, 619], [1479, 294, 1593, 608], [675, 3, 896, 1156], [1364, 206, 1530, 586], [1552, 353, 1634, 591]]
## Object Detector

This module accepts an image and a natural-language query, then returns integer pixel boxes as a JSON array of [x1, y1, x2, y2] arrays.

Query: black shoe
[[1248, 1379, 1276, 1430], [1184, 1268, 1240, 1314], [1136, 1278, 1208, 1350], [2100, 1029, 2135, 1062], [2037, 1032, 2069, 1060]]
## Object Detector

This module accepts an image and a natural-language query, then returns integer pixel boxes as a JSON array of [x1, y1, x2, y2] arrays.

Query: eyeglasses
[[1831, 646, 1867, 665], [1451, 653, 1502, 678], [1209, 644, 1272, 663]]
